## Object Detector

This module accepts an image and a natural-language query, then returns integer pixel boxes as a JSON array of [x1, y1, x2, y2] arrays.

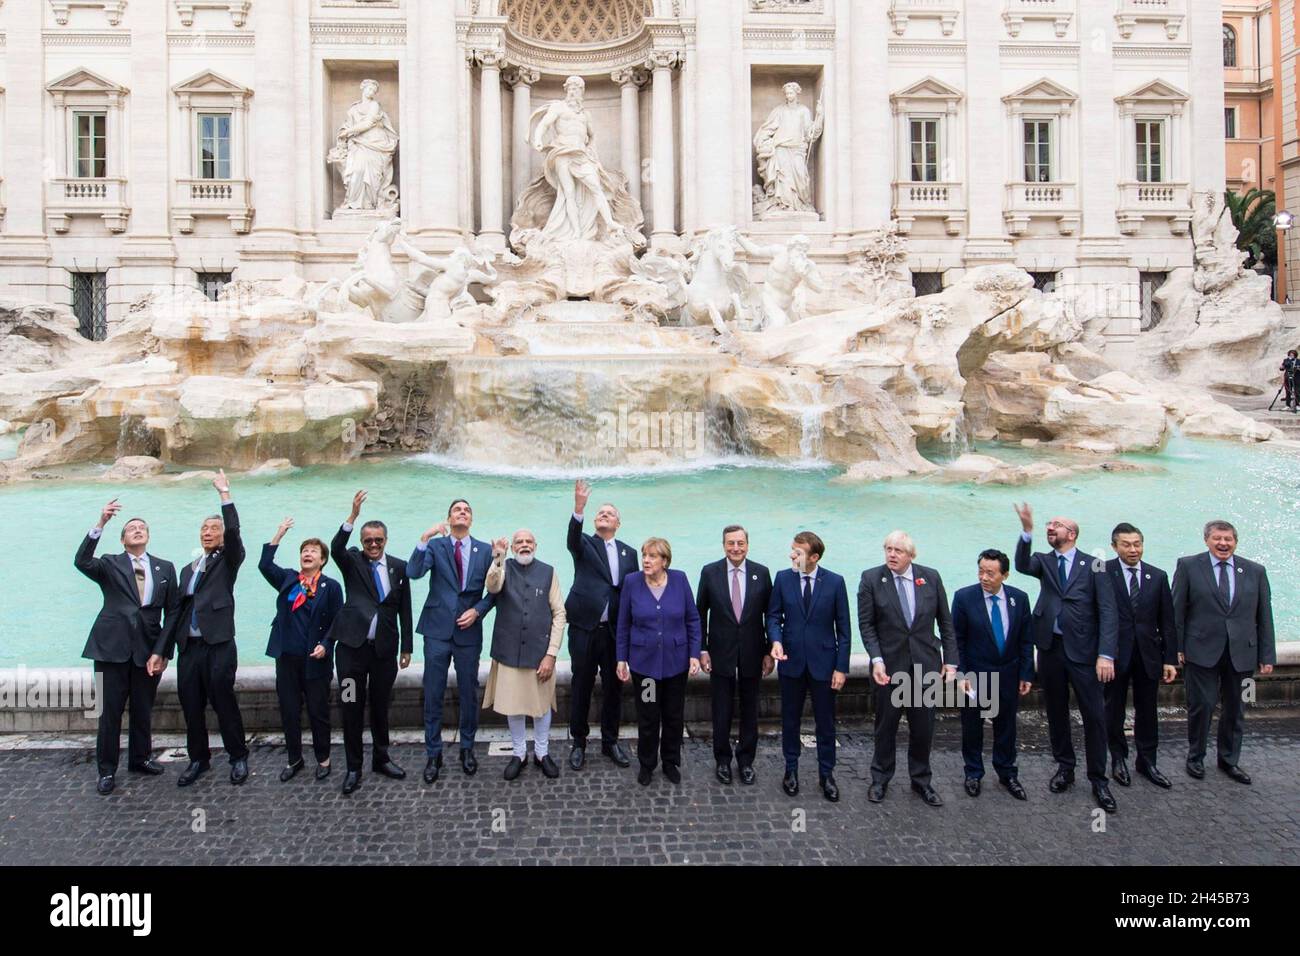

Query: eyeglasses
[[361, 537, 385, 546]]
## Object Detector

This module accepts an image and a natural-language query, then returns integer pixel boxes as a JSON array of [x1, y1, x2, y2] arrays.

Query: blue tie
[[1057, 554, 1068, 589], [989, 593, 1005, 653], [189, 563, 204, 633], [371, 560, 387, 601]]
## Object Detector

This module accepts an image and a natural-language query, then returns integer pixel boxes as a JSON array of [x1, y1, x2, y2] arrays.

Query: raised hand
[[348, 489, 367, 523], [1013, 501, 1033, 533], [271, 517, 294, 546], [420, 522, 449, 544], [213, 468, 230, 496], [574, 478, 591, 515], [492, 536, 509, 558], [97, 498, 121, 528]]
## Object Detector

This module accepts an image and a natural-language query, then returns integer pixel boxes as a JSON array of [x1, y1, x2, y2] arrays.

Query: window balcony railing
[[45, 177, 129, 233], [1004, 181, 1080, 235], [1116, 180, 1192, 235], [1115, 0, 1184, 41], [1003, 0, 1073, 38], [171, 178, 253, 234], [892, 181, 966, 235]]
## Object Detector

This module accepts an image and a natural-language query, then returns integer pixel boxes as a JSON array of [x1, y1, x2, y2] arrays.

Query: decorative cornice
[[167, 30, 254, 48], [998, 42, 1080, 58], [749, 0, 826, 12], [1113, 43, 1190, 60], [42, 29, 130, 47], [309, 19, 406, 46], [742, 25, 835, 50], [887, 40, 964, 57]]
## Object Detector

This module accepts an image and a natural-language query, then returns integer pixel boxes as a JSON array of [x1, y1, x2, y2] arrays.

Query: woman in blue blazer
[[260, 517, 343, 782], [616, 538, 702, 785]]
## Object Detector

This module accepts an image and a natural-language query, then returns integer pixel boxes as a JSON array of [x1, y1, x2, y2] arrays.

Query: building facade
[[0, 0, 1225, 337], [1223, 2, 1275, 198]]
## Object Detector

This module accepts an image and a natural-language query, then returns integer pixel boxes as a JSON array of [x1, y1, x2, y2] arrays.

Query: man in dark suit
[[1172, 520, 1276, 785], [328, 490, 413, 795], [951, 549, 1034, 800], [407, 498, 497, 783], [696, 525, 773, 786], [75, 498, 178, 795], [150, 471, 249, 787], [1013, 502, 1119, 813], [564, 479, 638, 771], [767, 530, 852, 802], [859, 530, 957, 807], [1105, 523, 1178, 789]]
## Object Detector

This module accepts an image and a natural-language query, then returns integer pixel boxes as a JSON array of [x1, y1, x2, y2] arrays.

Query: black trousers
[[1104, 652, 1161, 766], [177, 639, 248, 764], [569, 622, 622, 747], [870, 683, 936, 787], [335, 640, 398, 773], [1285, 377, 1296, 407], [960, 665, 1021, 781], [93, 659, 161, 776], [275, 655, 332, 765], [710, 672, 760, 767], [631, 670, 687, 772], [1185, 643, 1250, 767], [1036, 636, 1108, 783]]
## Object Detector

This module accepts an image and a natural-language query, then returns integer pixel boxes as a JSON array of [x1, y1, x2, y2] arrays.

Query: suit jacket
[[696, 558, 772, 679], [564, 514, 639, 631], [616, 569, 703, 681], [1171, 552, 1276, 673], [1106, 558, 1177, 679], [765, 566, 852, 682], [156, 500, 245, 658], [951, 583, 1034, 682], [325, 524, 413, 661], [1014, 535, 1118, 664], [857, 563, 957, 676], [75, 533, 178, 667], [258, 543, 343, 680], [407, 534, 496, 646]]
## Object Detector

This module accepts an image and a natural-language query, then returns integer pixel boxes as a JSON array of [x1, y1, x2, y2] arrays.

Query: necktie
[[730, 567, 743, 621], [801, 574, 811, 613], [1217, 560, 1231, 604], [133, 557, 146, 604], [896, 575, 913, 628], [371, 560, 387, 601], [989, 593, 1005, 653], [1128, 567, 1140, 610], [454, 539, 464, 590], [1057, 554, 1068, 589], [189, 559, 204, 633]]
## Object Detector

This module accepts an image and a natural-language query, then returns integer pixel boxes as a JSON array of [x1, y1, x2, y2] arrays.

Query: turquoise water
[[3, 435, 1297, 667]]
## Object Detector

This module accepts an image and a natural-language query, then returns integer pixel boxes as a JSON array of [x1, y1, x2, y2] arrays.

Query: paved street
[[1, 713, 1296, 866]]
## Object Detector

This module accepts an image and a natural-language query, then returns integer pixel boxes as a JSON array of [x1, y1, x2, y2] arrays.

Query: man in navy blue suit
[[408, 499, 497, 783], [1014, 503, 1119, 813], [767, 530, 852, 802], [952, 549, 1034, 800]]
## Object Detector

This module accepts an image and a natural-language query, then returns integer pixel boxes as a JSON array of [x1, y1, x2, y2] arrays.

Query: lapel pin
[[1009, 597, 1016, 607], [1237, 567, 1243, 573], [1144, 573, 1150, 580], [915, 578, 926, 586], [881, 576, 888, 583], [752, 574, 758, 581]]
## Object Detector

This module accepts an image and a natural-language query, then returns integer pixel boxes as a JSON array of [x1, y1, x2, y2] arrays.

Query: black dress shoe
[[503, 756, 524, 781], [602, 742, 631, 768], [964, 777, 981, 797], [315, 764, 332, 782], [820, 774, 839, 802], [1185, 757, 1206, 779], [782, 770, 799, 796], [569, 745, 586, 771], [739, 766, 756, 786], [534, 754, 560, 779], [1136, 760, 1171, 789], [177, 760, 209, 787], [128, 758, 165, 775], [663, 764, 681, 784], [342, 770, 362, 795], [637, 766, 652, 786], [868, 782, 887, 802], [96, 774, 115, 795], [1048, 768, 1075, 793], [423, 754, 443, 784], [1217, 759, 1252, 785], [1111, 758, 1131, 787], [230, 758, 249, 785], [1001, 777, 1028, 801], [374, 759, 406, 780], [911, 781, 943, 807], [460, 748, 478, 775], [1092, 781, 1118, 813], [716, 762, 733, 785], [280, 759, 304, 783]]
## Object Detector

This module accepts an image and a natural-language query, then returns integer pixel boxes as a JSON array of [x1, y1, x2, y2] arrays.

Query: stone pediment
[[1002, 78, 1077, 106], [45, 68, 127, 96], [1116, 79, 1189, 106], [171, 70, 251, 98], [890, 76, 963, 104]]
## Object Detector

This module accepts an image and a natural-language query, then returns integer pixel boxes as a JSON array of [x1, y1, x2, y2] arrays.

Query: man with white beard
[[483, 529, 567, 779]]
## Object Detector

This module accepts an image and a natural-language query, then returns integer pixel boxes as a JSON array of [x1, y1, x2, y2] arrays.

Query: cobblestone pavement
[[1, 712, 1296, 865]]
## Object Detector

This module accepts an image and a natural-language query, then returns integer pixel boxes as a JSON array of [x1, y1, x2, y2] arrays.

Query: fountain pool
[[4, 434, 1296, 667]]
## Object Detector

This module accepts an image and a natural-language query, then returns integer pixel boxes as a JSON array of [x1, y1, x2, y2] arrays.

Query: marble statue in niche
[[328, 79, 400, 215], [753, 81, 824, 220]]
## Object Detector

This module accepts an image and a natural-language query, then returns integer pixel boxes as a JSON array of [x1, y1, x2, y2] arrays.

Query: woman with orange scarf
[[260, 518, 343, 782]]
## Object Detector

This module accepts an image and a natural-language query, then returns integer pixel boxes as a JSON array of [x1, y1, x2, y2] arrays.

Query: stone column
[[962, 0, 1013, 264], [419, 0, 461, 240], [474, 50, 506, 251], [646, 51, 681, 248], [505, 64, 540, 220], [243, 0, 300, 269], [0, 0, 51, 302], [1188, 0, 1227, 196], [848, 0, 890, 232], [611, 67, 646, 205], [692, 2, 734, 230]]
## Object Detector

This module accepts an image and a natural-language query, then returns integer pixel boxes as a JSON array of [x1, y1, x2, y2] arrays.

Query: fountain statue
[[734, 233, 825, 329], [753, 81, 824, 221], [328, 79, 400, 217]]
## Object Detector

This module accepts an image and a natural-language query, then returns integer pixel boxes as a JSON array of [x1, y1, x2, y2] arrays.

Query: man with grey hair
[[1172, 520, 1276, 784], [484, 529, 566, 780], [858, 530, 956, 806]]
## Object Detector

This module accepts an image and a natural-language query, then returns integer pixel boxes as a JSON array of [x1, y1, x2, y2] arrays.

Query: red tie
[[454, 539, 464, 590]]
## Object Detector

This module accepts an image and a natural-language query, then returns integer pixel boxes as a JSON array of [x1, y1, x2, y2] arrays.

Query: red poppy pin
[[915, 578, 926, 586]]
